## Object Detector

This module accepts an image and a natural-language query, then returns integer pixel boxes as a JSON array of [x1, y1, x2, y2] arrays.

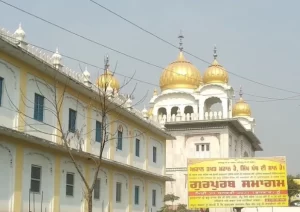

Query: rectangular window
[[116, 182, 122, 202], [117, 130, 123, 150], [134, 185, 139, 205], [153, 146, 157, 163], [66, 172, 74, 196], [196, 144, 199, 151], [94, 178, 100, 199], [68, 109, 77, 133], [0, 77, 3, 106], [206, 144, 210, 151], [152, 189, 156, 206], [135, 138, 140, 157], [95, 121, 102, 142], [34, 93, 44, 122], [30, 165, 41, 193]]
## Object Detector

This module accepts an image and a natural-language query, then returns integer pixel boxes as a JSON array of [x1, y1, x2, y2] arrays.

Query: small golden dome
[[159, 51, 201, 91], [148, 107, 153, 117], [232, 87, 251, 117], [95, 70, 120, 91], [203, 46, 228, 84]]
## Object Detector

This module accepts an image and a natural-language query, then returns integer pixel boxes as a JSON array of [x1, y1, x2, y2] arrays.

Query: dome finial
[[213, 44, 218, 60], [239, 85, 243, 99], [104, 54, 110, 72], [178, 30, 184, 52]]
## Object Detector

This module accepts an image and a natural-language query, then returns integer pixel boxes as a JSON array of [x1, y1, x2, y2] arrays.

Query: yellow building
[[0, 24, 173, 212]]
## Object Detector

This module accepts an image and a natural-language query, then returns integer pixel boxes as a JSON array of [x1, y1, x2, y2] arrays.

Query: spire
[[213, 44, 218, 60], [239, 85, 243, 99], [104, 54, 110, 72], [14, 22, 26, 42], [178, 30, 184, 52]]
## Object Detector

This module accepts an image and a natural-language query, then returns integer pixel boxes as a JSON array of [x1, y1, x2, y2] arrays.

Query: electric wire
[[1, 0, 300, 96], [1, 32, 300, 104], [89, 0, 300, 95]]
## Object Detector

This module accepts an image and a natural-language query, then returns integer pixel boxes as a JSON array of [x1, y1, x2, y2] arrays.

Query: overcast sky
[[1, 0, 299, 174]]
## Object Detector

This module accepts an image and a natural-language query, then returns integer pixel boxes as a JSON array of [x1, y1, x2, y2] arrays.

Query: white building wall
[[114, 122, 130, 165], [22, 148, 54, 212], [132, 130, 146, 170], [90, 109, 110, 159], [0, 59, 20, 129], [152, 93, 197, 121], [148, 181, 164, 212], [60, 158, 84, 212], [0, 141, 15, 212], [62, 94, 87, 150], [165, 129, 230, 206], [25, 74, 56, 142], [148, 138, 164, 175], [113, 172, 129, 212], [132, 177, 145, 212], [90, 167, 109, 212]]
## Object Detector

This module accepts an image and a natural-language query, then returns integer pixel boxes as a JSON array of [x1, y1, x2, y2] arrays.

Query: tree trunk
[[87, 191, 93, 212]]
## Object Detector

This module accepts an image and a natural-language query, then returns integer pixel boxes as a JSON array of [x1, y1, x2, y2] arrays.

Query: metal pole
[[41, 191, 43, 212], [33, 192, 35, 212], [29, 189, 31, 212]]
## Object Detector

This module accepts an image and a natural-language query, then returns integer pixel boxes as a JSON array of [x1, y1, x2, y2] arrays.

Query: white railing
[[156, 110, 224, 124]]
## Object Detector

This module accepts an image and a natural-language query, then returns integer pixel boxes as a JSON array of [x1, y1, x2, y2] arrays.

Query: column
[[108, 170, 114, 211], [13, 144, 24, 212], [53, 155, 61, 211]]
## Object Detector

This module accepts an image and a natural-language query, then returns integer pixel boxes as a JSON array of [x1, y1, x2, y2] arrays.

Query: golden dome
[[159, 51, 201, 91], [95, 70, 120, 91], [203, 46, 228, 84], [232, 88, 251, 117]]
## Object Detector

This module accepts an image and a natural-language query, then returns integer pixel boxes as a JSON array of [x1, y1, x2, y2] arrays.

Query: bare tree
[[4, 55, 148, 212]]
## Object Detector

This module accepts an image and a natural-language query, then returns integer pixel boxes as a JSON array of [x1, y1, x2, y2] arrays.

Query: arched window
[[243, 151, 249, 157], [171, 106, 179, 116], [184, 106, 193, 114], [158, 107, 167, 116], [204, 97, 223, 119]]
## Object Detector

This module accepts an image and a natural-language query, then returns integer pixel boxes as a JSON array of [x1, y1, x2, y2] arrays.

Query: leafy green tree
[[287, 175, 300, 198], [176, 204, 188, 212], [159, 193, 187, 212]]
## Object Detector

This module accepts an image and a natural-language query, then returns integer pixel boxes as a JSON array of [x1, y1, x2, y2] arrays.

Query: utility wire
[[1, 32, 300, 104], [3, 0, 300, 95], [89, 0, 300, 95]]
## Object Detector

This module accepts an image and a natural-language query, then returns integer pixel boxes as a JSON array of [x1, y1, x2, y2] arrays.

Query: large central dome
[[159, 51, 201, 91]]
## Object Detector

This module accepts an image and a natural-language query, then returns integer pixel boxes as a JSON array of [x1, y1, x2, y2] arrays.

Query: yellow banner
[[187, 157, 288, 209]]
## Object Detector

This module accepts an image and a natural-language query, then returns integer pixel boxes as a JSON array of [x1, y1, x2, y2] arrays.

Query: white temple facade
[[146, 35, 263, 212]]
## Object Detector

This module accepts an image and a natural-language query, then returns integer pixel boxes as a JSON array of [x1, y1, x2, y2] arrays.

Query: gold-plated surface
[[148, 107, 153, 117], [232, 98, 251, 117], [159, 51, 201, 91], [203, 59, 228, 84], [95, 70, 120, 90]]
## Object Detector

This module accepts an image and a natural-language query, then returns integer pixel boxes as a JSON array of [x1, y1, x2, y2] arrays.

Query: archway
[[204, 97, 223, 119], [184, 106, 194, 121], [157, 107, 167, 122]]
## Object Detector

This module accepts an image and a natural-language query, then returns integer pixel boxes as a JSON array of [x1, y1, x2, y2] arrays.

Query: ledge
[[0, 126, 174, 182]]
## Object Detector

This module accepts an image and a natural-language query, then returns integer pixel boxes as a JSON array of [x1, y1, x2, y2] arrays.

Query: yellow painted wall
[[0, 46, 167, 212]]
